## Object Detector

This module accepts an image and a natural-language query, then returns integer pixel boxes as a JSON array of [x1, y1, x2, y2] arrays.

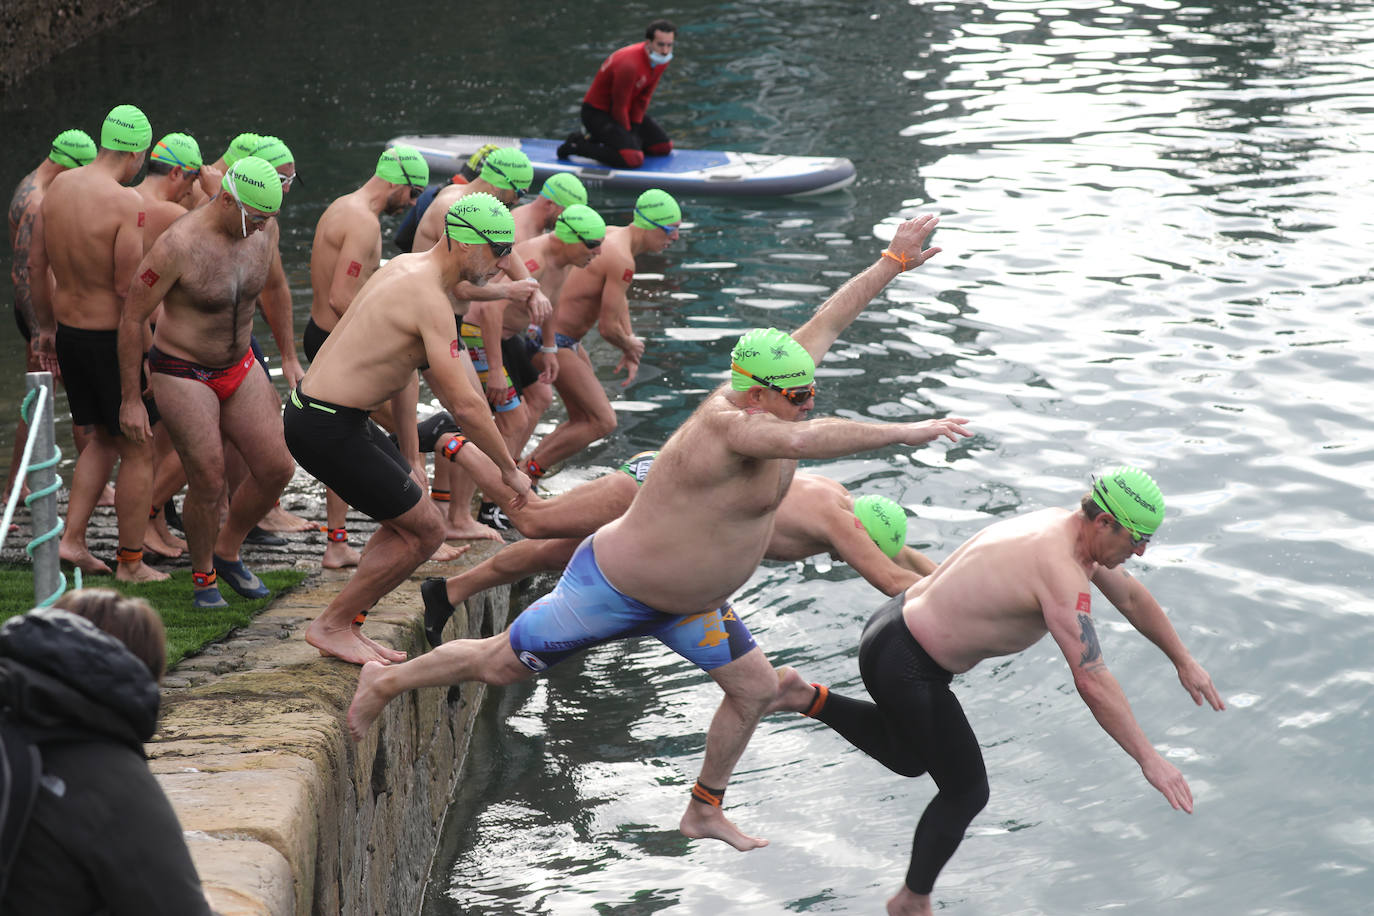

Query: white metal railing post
[[24, 372, 62, 605]]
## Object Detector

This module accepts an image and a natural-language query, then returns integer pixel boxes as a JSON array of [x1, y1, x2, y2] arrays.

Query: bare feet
[[679, 801, 769, 851], [354, 627, 408, 664], [766, 666, 818, 716], [96, 483, 116, 507], [59, 542, 111, 576], [322, 540, 361, 569], [886, 886, 933, 916], [115, 560, 170, 582], [347, 660, 395, 741], [259, 503, 315, 533], [144, 520, 186, 559], [429, 541, 474, 563], [306, 621, 394, 667], [444, 516, 503, 542]]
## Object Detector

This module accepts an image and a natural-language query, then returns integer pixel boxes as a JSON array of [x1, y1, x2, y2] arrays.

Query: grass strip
[[0, 564, 308, 668]]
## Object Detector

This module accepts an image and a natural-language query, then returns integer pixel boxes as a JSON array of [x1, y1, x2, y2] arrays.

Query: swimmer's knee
[[617, 148, 645, 169], [590, 410, 617, 439]]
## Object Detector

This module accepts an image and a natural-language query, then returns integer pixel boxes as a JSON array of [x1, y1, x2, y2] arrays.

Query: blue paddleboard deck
[[390, 134, 856, 198]]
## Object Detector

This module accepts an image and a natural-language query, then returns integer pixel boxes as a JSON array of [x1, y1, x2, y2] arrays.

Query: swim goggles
[[445, 214, 514, 258], [731, 362, 816, 406]]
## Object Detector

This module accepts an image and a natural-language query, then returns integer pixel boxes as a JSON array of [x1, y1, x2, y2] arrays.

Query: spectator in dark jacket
[[0, 590, 214, 915]]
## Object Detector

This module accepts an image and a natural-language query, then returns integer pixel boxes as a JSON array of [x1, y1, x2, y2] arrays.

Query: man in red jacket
[[558, 20, 677, 169]]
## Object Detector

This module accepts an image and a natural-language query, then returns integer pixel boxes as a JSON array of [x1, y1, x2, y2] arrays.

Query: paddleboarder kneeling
[[558, 19, 677, 169]]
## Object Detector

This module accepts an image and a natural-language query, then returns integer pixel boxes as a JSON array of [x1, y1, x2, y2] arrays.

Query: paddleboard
[[389, 134, 856, 198]]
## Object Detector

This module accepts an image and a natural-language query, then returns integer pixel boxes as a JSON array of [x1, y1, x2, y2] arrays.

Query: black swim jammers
[[283, 387, 422, 521]]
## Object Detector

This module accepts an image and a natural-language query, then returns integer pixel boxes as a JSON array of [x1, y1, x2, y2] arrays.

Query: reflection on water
[[4, 0, 1374, 912]]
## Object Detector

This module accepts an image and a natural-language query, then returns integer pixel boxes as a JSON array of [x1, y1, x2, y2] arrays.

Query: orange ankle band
[[431, 489, 451, 502], [193, 570, 217, 588], [116, 546, 143, 564], [691, 781, 726, 807], [804, 683, 829, 718], [351, 609, 369, 626], [328, 527, 348, 543]]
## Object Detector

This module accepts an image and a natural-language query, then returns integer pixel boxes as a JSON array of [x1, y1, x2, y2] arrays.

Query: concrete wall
[[1, 0, 153, 91], [149, 563, 512, 915]]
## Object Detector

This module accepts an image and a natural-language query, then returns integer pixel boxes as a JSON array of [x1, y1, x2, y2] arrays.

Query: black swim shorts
[[284, 387, 422, 521]]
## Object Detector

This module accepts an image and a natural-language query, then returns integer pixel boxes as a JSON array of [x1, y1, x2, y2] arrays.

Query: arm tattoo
[[1077, 612, 1103, 668]]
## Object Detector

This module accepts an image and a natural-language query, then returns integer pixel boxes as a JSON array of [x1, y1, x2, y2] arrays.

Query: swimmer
[[284, 192, 532, 667], [420, 451, 936, 647], [38, 104, 166, 581], [520, 188, 679, 486], [512, 171, 588, 243], [306, 145, 431, 568], [133, 131, 207, 560], [5, 128, 96, 505], [348, 211, 967, 854], [118, 157, 296, 608], [768, 466, 1226, 915], [233, 135, 310, 535], [411, 148, 552, 539], [136, 132, 204, 241], [470, 203, 606, 504]]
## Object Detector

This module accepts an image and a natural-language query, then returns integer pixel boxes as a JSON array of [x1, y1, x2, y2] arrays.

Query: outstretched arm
[[724, 408, 971, 463], [790, 213, 942, 365], [1045, 584, 1195, 813], [1093, 565, 1225, 711], [815, 504, 921, 597]]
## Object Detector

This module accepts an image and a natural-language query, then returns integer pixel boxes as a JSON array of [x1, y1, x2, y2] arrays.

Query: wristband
[[439, 434, 468, 462], [540, 345, 558, 354], [881, 249, 912, 271]]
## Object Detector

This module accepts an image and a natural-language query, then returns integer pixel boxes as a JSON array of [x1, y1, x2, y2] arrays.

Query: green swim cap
[[554, 204, 607, 245], [100, 104, 152, 152], [221, 156, 283, 214], [446, 191, 514, 246], [49, 129, 96, 168], [376, 145, 429, 188], [540, 172, 588, 208], [150, 132, 203, 171], [251, 135, 294, 168], [730, 328, 815, 392], [479, 147, 533, 192], [618, 450, 658, 486], [223, 132, 261, 167], [854, 495, 908, 558], [1090, 465, 1165, 536], [633, 188, 681, 229]]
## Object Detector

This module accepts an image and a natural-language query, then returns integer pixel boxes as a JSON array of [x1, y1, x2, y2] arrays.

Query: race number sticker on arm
[[137, 211, 146, 227], [140, 268, 160, 287], [346, 260, 361, 277], [1076, 592, 1091, 612], [525, 258, 539, 273], [622, 268, 634, 283]]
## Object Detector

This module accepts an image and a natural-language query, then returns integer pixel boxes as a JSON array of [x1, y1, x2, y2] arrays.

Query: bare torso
[[904, 507, 1094, 673], [149, 205, 277, 366], [594, 389, 797, 613], [553, 225, 632, 340], [309, 190, 383, 330], [764, 473, 851, 561], [303, 253, 448, 410], [42, 165, 145, 329], [134, 184, 191, 254]]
